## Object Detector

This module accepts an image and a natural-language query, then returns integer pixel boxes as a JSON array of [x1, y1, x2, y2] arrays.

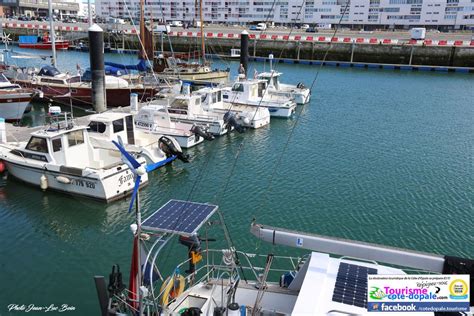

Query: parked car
[[301, 24, 310, 30], [305, 27, 318, 33], [249, 25, 257, 30], [256, 23, 267, 30]]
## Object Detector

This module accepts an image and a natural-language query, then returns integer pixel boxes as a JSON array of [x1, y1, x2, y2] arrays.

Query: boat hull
[[0, 96, 31, 121], [2, 159, 147, 202], [19, 41, 70, 50], [11, 80, 159, 108]]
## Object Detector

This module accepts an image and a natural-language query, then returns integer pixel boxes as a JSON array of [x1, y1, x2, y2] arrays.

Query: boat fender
[[223, 112, 246, 134], [40, 174, 48, 190], [0, 160, 5, 173], [159, 136, 190, 163], [227, 303, 240, 316], [190, 125, 215, 141], [56, 175, 71, 184], [159, 274, 185, 306]]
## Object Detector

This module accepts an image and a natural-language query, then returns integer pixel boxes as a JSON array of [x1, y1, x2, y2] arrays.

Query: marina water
[[0, 49, 472, 314]]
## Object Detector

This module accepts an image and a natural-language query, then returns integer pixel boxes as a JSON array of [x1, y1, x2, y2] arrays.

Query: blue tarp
[[104, 59, 150, 72], [19, 36, 39, 44]]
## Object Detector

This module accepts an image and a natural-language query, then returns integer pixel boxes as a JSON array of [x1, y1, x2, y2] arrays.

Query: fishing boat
[[5, 65, 161, 108], [195, 86, 271, 129], [149, 83, 248, 136], [257, 55, 311, 105], [94, 199, 473, 315], [18, 34, 69, 50], [222, 76, 297, 118], [0, 111, 150, 202], [87, 112, 190, 164], [0, 73, 38, 121], [134, 102, 212, 149]]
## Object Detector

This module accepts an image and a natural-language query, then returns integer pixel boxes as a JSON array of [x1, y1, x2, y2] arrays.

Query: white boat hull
[[169, 116, 228, 136], [0, 100, 30, 121], [3, 159, 147, 202]]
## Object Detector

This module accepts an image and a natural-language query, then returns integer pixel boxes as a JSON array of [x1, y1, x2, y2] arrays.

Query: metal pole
[[199, 0, 205, 62], [88, 24, 107, 112], [240, 30, 249, 78], [135, 192, 143, 316], [48, 0, 56, 67]]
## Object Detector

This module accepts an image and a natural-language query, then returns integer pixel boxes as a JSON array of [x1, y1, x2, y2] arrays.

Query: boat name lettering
[[72, 179, 96, 189], [119, 173, 134, 186], [136, 121, 152, 128]]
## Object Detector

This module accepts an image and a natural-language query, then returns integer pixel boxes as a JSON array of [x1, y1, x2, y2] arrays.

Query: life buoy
[[159, 274, 185, 306]]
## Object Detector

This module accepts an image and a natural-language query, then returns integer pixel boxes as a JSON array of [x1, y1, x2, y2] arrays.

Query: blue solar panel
[[141, 200, 218, 236], [332, 262, 377, 308]]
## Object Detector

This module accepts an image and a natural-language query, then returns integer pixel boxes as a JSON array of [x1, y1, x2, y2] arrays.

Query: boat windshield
[[88, 121, 106, 133], [170, 99, 189, 109], [25, 136, 48, 153]]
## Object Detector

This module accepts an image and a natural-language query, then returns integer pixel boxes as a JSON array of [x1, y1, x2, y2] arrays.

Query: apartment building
[[95, 0, 474, 29], [0, 0, 79, 17]]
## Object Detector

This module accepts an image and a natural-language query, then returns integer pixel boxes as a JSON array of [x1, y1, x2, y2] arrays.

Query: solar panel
[[141, 200, 218, 236], [332, 262, 377, 309]]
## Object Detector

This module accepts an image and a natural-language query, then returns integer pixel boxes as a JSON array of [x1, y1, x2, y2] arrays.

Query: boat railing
[[150, 248, 304, 305]]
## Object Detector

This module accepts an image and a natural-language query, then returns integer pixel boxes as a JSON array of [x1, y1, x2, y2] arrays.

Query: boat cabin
[[257, 71, 282, 90], [0, 73, 22, 90], [88, 112, 136, 145], [222, 79, 267, 102], [135, 104, 175, 131], [13, 126, 121, 169], [193, 87, 225, 110]]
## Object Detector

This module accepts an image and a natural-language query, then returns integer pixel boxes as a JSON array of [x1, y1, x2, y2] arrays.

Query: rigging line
[[308, 0, 351, 92], [255, 0, 351, 228]]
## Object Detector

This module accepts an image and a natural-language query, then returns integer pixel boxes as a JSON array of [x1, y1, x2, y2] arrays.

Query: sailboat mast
[[140, 0, 145, 57], [48, 0, 56, 67], [199, 0, 205, 62]]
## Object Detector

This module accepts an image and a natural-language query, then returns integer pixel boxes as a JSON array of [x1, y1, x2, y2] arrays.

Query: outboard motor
[[158, 136, 190, 163], [296, 82, 306, 89], [179, 235, 202, 274], [191, 124, 215, 141], [108, 264, 126, 297], [224, 112, 246, 134]]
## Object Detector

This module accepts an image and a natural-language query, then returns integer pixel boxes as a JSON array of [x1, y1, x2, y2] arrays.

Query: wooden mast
[[199, 0, 205, 62], [139, 0, 145, 60]]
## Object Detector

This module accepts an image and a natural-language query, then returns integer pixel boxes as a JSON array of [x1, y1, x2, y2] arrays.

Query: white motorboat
[[0, 73, 37, 121], [257, 71, 311, 105], [195, 86, 271, 129], [0, 117, 148, 202], [134, 103, 207, 149], [95, 200, 473, 315], [151, 89, 231, 137], [257, 55, 311, 105], [87, 112, 190, 164], [222, 76, 297, 118]]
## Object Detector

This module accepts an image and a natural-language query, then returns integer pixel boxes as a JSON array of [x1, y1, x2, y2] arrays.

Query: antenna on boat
[[48, 0, 57, 67]]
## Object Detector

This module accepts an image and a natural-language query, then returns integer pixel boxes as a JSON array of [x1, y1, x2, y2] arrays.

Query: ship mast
[[199, 0, 205, 62], [139, 0, 145, 59], [48, 0, 57, 67]]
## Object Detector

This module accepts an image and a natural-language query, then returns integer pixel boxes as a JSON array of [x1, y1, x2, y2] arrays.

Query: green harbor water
[[0, 49, 473, 314]]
